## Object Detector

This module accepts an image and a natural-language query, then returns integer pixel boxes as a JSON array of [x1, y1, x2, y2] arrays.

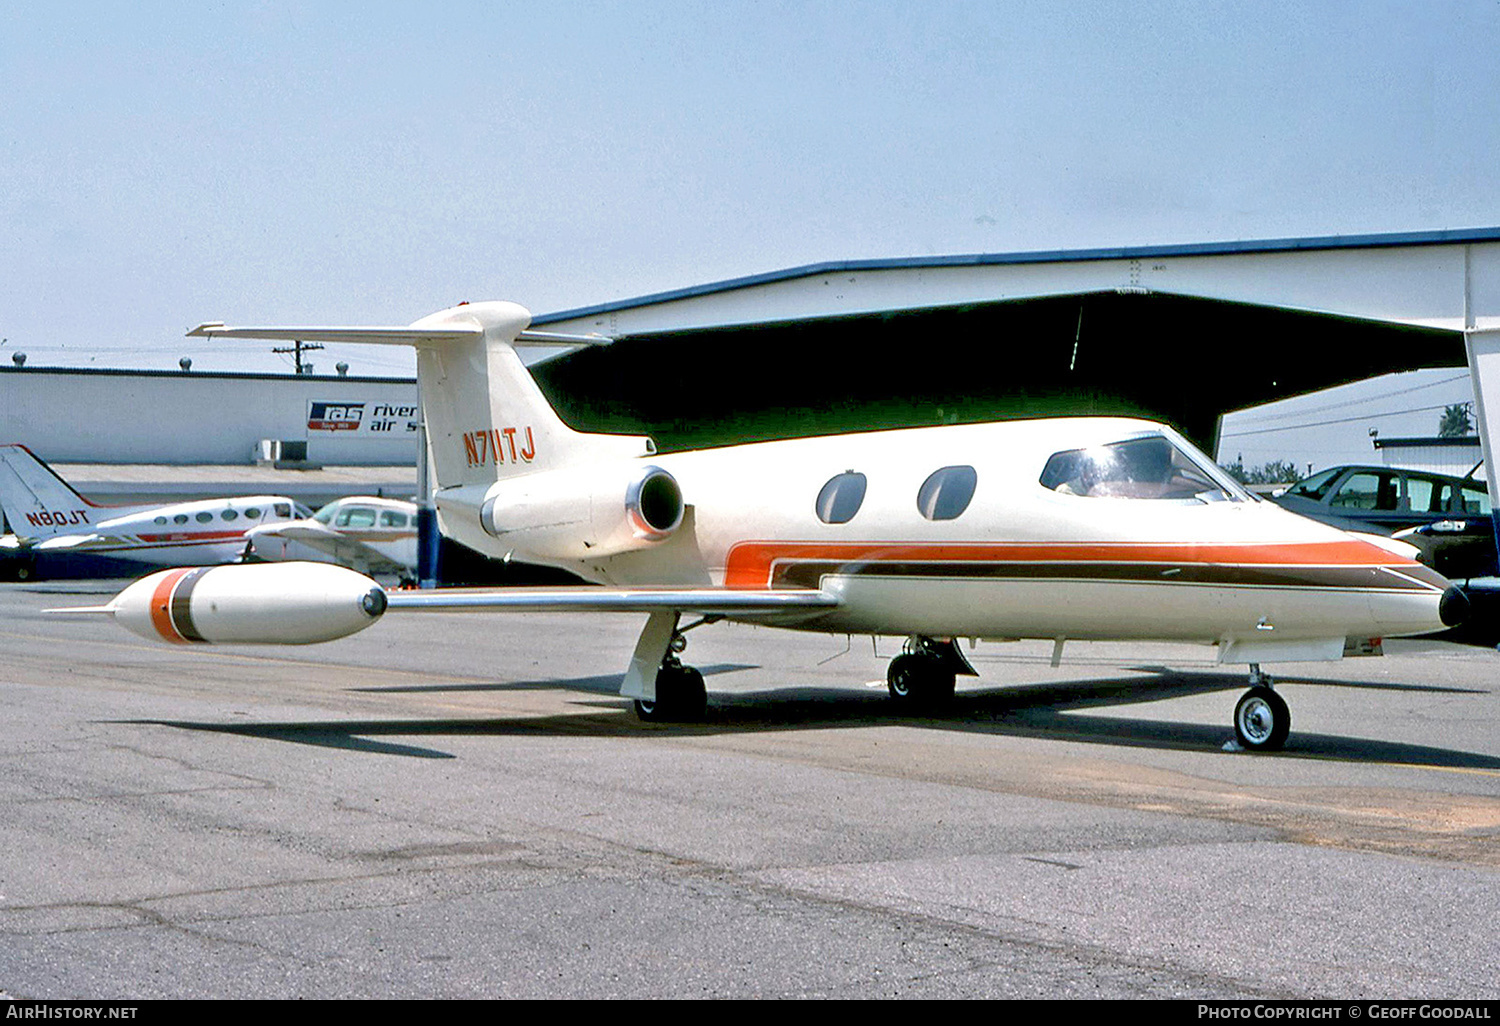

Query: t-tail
[[0, 444, 99, 539], [189, 302, 675, 560]]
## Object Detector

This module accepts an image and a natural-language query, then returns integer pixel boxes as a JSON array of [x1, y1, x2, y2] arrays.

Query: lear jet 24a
[[62, 301, 1470, 751], [0, 444, 307, 577], [245, 496, 419, 581]]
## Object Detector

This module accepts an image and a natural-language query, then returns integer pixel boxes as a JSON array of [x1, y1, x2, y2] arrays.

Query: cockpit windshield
[[1039, 434, 1249, 503], [312, 501, 340, 525]]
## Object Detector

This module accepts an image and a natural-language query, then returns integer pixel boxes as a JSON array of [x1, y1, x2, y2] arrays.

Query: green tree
[[1221, 457, 1301, 485], [1438, 403, 1474, 438]]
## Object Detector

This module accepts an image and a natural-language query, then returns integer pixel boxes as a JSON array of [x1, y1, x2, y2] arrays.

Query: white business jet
[[64, 302, 1467, 750], [0, 444, 305, 578]]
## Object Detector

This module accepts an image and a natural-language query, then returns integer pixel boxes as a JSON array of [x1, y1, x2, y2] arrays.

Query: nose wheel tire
[[1234, 688, 1290, 751]]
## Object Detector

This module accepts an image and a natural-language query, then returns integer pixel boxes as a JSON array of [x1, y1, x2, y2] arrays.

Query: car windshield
[[1040, 434, 1249, 502], [1285, 467, 1341, 500]]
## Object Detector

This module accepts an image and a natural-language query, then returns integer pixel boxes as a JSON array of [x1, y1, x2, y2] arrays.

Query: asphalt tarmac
[[2, 579, 1498, 999]]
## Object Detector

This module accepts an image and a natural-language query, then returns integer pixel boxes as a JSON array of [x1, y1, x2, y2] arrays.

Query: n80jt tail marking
[[59, 300, 1471, 751]]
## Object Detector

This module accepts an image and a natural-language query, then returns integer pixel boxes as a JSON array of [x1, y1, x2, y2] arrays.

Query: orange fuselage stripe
[[722, 539, 1415, 589]]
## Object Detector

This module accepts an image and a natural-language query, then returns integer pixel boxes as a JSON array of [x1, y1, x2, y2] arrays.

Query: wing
[[48, 563, 841, 647], [384, 585, 839, 618]]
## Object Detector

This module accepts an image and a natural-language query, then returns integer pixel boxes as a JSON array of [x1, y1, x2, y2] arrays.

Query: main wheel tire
[[670, 665, 707, 721], [887, 654, 955, 713], [633, 664, 707, 723], [1234, 688, 1290, 751]]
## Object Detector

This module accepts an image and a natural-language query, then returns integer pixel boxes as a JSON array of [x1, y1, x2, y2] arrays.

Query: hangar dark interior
[[532, 292, 1465, 457]]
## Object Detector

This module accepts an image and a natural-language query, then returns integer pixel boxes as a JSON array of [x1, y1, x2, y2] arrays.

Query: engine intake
[[628, 467, 684, 539], [481, 462, 685, 561]]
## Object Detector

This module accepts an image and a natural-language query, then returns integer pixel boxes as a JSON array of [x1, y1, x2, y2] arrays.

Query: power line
[[1221, 400, 1462, 438], [1230, 373, 1470, 424]]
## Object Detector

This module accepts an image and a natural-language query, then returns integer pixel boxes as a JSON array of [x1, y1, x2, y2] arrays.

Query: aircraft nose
[[1439, 584, 1470, 628]]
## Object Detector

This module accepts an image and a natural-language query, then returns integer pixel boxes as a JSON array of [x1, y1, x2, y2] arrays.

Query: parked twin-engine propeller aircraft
[[60, 301, 1469, 750], [245, 495, 419, 581], [0, 443, 306, 579]]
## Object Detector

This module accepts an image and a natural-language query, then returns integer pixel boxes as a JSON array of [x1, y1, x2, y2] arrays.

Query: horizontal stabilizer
[[187, 323, 482, 346], [188, 323, 612, 347]]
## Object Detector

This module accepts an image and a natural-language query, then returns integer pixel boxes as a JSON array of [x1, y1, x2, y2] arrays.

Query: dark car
[[1269, 464, 1490, 534], [1272, 466, 1500, 644]]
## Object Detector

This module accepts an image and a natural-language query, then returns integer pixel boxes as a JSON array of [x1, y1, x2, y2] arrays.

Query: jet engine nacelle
[[107, 562, 388, 645], [479, 462, 684, 561]]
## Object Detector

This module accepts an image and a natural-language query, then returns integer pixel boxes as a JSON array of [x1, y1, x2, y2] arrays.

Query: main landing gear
[[1232, 664, 1290, 751], [632, 624, 708, 723], [886, 636, 977, 713]]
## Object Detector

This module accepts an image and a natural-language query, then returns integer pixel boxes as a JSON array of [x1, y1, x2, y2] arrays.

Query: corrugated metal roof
[[533, 226, 1500, 325]]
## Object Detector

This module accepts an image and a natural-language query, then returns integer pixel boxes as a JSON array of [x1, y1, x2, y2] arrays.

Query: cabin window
[[154, 516, 167, 525], [1040, 435, 1244, 502], [195, 511, 213, 523], [379, 510, 409, 527], [244, 508, 261, 520], [274, 503, 292, 518], [815, 472, 867, 524], [173, 514, 189, 525], [336, 507, 378, 528], [222, 510, 238, 521], [917, 465, 977, 520]]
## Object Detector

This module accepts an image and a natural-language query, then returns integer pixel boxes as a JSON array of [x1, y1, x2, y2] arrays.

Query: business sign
[[307, 401, 421, 436]]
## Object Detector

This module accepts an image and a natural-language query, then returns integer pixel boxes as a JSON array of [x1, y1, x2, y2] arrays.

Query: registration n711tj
[[63, 301, 1468, 751]]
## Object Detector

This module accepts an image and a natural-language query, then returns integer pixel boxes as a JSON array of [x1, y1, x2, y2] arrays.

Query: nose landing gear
[[1232, 664, 1290, 751]]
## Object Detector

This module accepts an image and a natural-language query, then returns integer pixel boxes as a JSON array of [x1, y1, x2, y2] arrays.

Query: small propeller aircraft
[[0, 443, 306, 579], [245, 495, 419, 582], [57, 301, 1470, 750]]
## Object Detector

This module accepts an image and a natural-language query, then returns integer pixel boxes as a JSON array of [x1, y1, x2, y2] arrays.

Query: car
[[1271, 466, 1500, 644], [1269, 464, 1490, 534]]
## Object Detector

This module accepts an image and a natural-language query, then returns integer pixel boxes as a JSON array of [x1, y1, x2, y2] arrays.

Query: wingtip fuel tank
[[104, 562, 388, 645]]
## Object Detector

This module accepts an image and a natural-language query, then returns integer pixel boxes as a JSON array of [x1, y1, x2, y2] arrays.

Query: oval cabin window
[[917, 466, 977, 521], [815, 471, 868, 524]]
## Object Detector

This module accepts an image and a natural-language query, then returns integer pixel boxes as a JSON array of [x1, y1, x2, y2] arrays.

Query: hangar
[[526, 228, 1500, 476]]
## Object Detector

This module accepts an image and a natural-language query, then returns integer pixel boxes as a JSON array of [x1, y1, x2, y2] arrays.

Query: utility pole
[[272, 339, 325, 375]]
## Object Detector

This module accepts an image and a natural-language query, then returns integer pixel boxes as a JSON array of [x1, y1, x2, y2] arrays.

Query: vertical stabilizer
[[0, 445, 97, 538], [407, 302, 652, 490], [188, 301, 655, 494]]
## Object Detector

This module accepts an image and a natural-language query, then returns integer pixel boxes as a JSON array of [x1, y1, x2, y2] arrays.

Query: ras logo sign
[[308, 402, 364, 431], [308, 401, 419, 435]]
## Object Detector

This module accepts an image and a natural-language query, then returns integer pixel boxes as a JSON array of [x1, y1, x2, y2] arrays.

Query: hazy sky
[[1218, 368, 1479, 471], [3, 1, 1498, 378]]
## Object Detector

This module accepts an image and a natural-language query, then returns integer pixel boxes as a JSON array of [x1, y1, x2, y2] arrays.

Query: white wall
[[0, 367, 418, 465]]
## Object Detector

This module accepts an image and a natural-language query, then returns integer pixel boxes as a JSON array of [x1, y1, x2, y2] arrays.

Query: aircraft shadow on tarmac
[[123, 664, 1500, 770], [345, 663, 759, 696]]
